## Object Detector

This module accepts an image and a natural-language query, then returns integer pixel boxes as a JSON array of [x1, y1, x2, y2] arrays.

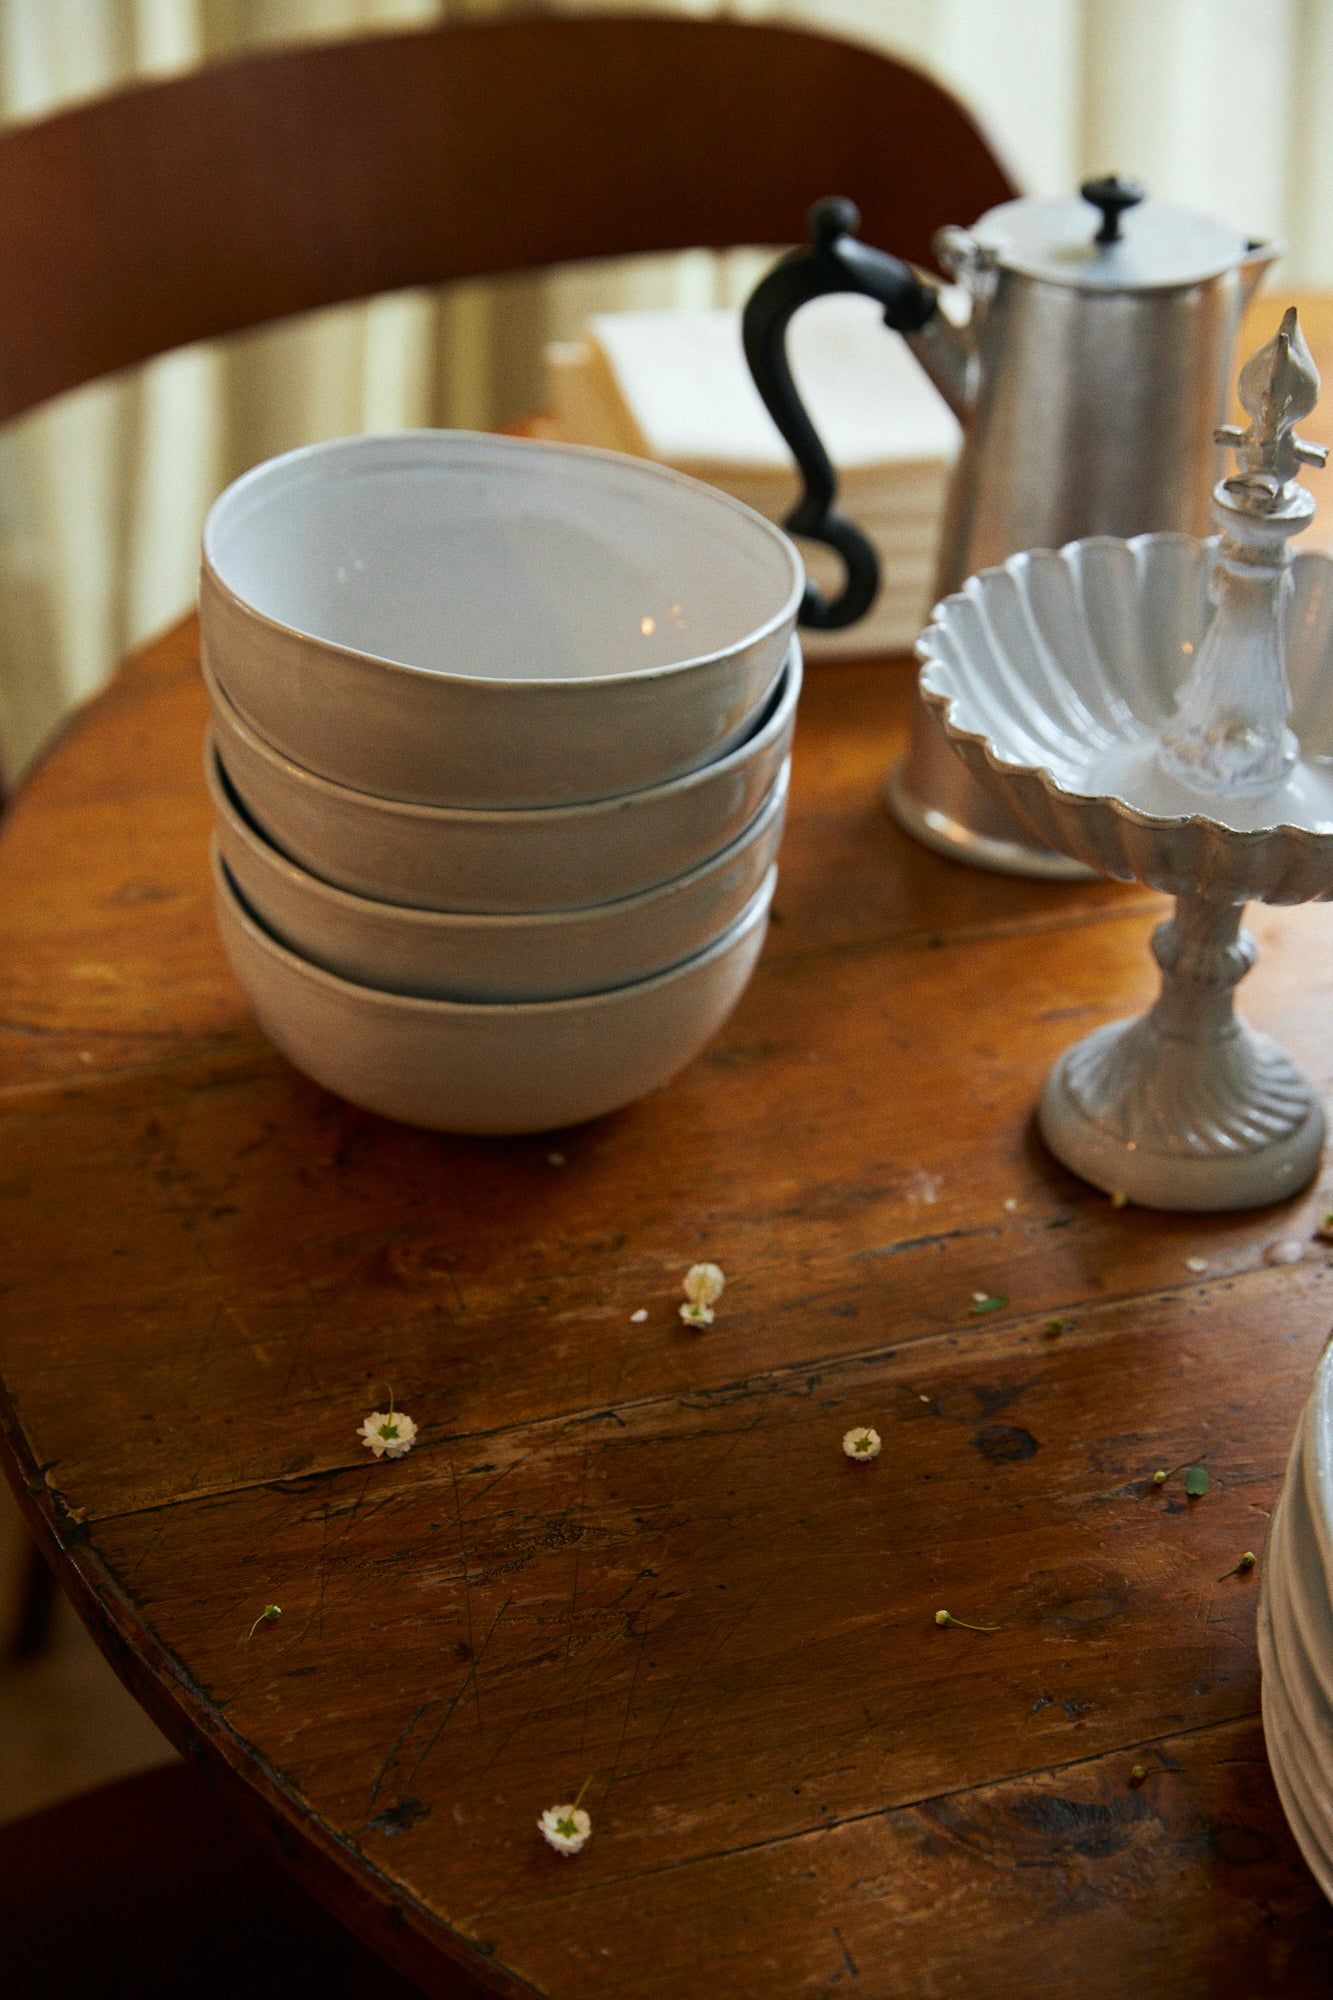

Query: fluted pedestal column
[[1038, 894, 1325, 1210]]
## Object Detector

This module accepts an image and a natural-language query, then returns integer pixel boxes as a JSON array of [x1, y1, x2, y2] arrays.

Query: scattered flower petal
[[538, 1804, 591, 1855], [1185, 1256, 1209, 1273], [843, 1426, 881, 1460], [680, 1262, 724, 1327], [630, 1308, 648, 1323], [359, 1410, 418, 1459], [1264, 1238, 1305, 1266], [970, 1293, 1008, 1316], [1003, 1197, 1018, 1212], [684, 1262, 724, 1304]]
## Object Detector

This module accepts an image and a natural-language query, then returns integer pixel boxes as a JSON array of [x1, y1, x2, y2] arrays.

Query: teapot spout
[[902, 224, 997, 421], [1240, 237, 1283, 309], [904, 311, 975, 423]]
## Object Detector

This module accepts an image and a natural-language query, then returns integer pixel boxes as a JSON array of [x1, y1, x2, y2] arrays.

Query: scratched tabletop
[[6, 322, 1333, 1993]]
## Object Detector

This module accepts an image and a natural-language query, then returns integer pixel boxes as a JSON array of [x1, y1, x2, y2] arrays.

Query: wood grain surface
[[5, 299, 1333, 1997]]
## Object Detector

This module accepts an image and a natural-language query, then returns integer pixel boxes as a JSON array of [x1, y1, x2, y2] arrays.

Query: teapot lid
[[971, 176, 1265, 291]]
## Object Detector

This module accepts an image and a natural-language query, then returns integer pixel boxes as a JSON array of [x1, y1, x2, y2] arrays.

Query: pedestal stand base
[[1039, 1019, 1326, 1212]]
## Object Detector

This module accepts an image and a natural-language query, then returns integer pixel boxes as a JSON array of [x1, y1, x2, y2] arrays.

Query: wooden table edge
[[0, 1378, 533, 2000], [3, 1358, 1295, 1997]]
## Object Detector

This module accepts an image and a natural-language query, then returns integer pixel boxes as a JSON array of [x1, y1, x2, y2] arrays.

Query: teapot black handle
[[742, 197, 939, 630]]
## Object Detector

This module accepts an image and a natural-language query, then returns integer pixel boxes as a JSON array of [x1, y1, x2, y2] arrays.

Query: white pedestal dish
[[918, 309, 1333, 1211]]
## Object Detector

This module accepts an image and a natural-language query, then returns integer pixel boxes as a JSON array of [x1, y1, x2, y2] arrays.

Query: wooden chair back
[[0, 13, 1016, 422]]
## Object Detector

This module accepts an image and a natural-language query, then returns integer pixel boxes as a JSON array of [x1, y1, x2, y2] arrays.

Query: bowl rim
[[916, 531, 1333, 853], [202, 429, 804, 692], [203, 640, 802, 826], [214, 840, 776, 1016], [208, 739, 789, 931]]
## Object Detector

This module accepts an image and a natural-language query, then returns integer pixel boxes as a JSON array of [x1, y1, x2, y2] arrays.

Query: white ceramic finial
[[1222, 305, 1325, 495], [1158, 308, 1328, 797]]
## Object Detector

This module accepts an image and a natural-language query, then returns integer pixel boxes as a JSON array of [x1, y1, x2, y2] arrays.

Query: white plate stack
[[1260, 1339, 1333, 1898], [545, 295, 959, 656], [200, 431, 803, 1136]]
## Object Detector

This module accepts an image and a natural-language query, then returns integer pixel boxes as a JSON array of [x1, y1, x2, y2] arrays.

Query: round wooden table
[[5, 548, 1333, 1989]]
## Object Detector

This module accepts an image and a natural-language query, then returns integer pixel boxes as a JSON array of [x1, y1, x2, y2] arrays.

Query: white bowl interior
[[204, 433, 799, 684]]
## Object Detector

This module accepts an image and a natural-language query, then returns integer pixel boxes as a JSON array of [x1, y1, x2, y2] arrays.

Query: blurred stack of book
[[544, 294, 959, 656]]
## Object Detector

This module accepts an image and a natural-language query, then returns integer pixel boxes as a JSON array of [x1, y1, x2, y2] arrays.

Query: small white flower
[[1185, 1256, 1209, 1273], [539, 1804, 591, 1855], [630, 1308, 648, 1323], [843, 1426, 881, 1461], [1003, 1197, 1018, 1213], [359, 1410, 418, 1459], [680, 1262, 724, 1327], [1265, 1238, 1306, 1266]]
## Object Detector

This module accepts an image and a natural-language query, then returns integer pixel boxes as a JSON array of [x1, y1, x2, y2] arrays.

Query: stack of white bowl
[[1260, 1340, 1333, 1900], [200, 432, 803, 1135]]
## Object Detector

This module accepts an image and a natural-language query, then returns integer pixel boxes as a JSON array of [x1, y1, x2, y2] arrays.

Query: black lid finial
[[1080, 174, 1146, 246]]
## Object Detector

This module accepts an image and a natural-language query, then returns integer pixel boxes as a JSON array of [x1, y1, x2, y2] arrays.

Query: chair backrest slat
[[0, 14, 1016, 423]]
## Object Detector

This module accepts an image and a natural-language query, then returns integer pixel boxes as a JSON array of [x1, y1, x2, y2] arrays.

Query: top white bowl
[[201, 431, 803, 809]]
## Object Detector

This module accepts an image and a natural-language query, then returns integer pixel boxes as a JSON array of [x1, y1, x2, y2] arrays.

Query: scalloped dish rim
[[916, 530, 1333, 854]]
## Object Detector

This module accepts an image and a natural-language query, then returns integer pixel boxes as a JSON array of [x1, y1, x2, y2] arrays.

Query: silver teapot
[[742, 177, 1280, 876]]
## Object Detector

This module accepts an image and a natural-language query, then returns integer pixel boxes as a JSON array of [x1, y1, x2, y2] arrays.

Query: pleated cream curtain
[[0, 0, 1328, 776]]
